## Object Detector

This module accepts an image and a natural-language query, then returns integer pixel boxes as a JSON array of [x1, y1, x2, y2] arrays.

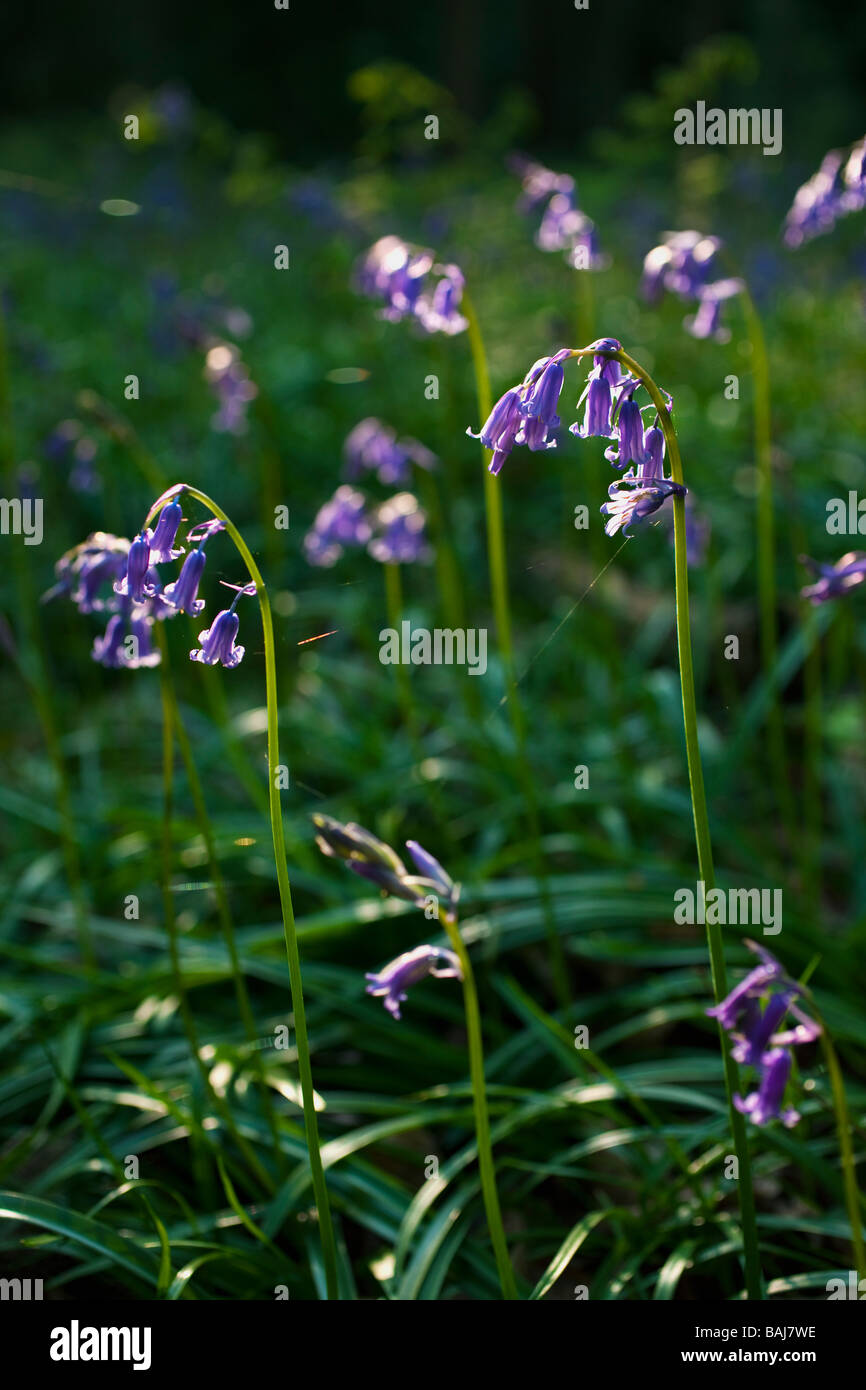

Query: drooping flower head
[[368, 492, 430, 565], [365, 945, 463, 1020], [312, 815, 460, 924], [313, 816, 462, 1018], [92, 599, 161, 671], [707, 941, 821, 1129], [303, 485, 372, 568], [468, 338, 686, 539], [799, 552, 866, 604], [355, 236, 466, 336], [114, 533, 155, 603]]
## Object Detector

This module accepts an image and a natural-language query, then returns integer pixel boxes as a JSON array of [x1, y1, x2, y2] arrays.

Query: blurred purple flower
[[355, 235, 466, 336], [799, 551, 866, 604], [204, 343, 258, 434], [368, 492, 430, 565], [304, 485, 373, 568], [343, 418, 436, 486], [365, 944, 463, 1020]]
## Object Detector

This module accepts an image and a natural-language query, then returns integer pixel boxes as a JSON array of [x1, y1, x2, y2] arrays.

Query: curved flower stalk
[[313, 813, 518, 1299], [472, 336, 765, 1298], [142, 483, 339, 1300]]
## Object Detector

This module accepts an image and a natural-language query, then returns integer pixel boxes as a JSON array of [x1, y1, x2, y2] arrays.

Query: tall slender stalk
[[148, 485, 339, 1300], [818, 1022, 866, 1281], [437, 906, 518, 1299], [570, 344, 764, 1300], [156, 625, 273, 1199], [462, 292, 570, 1010], [161, 652, 287, 1175]]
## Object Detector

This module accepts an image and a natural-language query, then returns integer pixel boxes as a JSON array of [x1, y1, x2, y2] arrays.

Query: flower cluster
[[468, 338, 686, 537], [355, 235, 467, 336], [799, 551, 866, 604], [511, 155, 604, 271], [304, 485, 429, 568], [47, 487, 255, 671], [343, 418, 437, 486], [783, 135, 866, 248], [641, 231, 743, 342], [707, 942, 821, 1128], [313, 814, 462, 1019]]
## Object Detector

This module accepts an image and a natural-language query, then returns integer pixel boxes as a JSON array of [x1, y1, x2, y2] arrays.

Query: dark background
[[2, 0, 864, 162]]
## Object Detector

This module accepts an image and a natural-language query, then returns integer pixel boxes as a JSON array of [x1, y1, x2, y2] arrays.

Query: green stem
[[818, 1023, 866, 1281], [150, 485, 339, 1300], [571, 344, 764, 1300], [164, 661, 287, 1175], [463, 292, 570, 1011], [156, 627, 272, 1199], [439, 910, 518, 1299]]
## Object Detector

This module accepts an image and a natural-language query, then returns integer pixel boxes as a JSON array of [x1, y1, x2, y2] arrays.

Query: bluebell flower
[[145, 497, 185, 563], [46, 533, 129, 613], [357, 236, 467, 336], [343, 419, 436, 486], [600, 424, 686, 537], [519, 357, 565, 450], [204, 342, 258, 435], [604, 396, 647, 470], [416, 264, 468, 336], [708, 941, 821, 1129], [304, 485, 372, 568], [685, 278, 745, 343], [92, 604, 161, 670], [163, 544, 207, 614], [783, 151, 846, 248], [368, 492, 430, 565], [641, 231, 721, 302], [189, 582, 255, 669], [510, 155, 574, 214], [512, 158, 604, 270], [734, 1048, 800, 1129], [313, 816, 461, 922], [800, 551, 866, 604], [365, 944, 462, 1020], [114, 534, 154, 603]]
